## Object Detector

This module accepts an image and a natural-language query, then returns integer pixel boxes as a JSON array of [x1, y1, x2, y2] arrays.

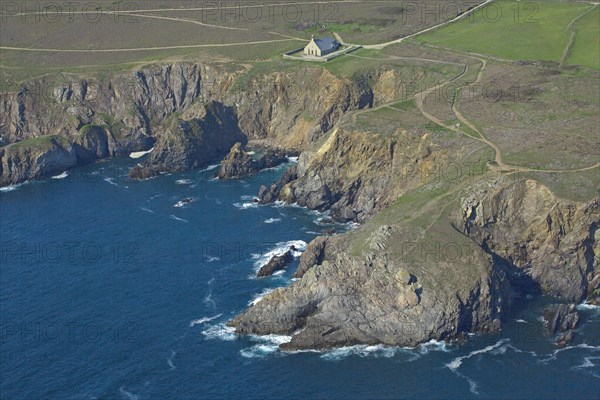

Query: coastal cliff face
[[0, 63, 379, 186], [258, 127, 446, 223], [229, 177, 598, 350], [457, 179, 599, 305]]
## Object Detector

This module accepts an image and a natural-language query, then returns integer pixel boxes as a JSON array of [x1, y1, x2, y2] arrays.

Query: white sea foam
[[240, 195, 257, 201], [577, 302, 600, 311], [203, 255, 220, 263], [264, 218, 281, 224], [118, 387, 140, 400], [167, 350, 176, 370], [190, 313, 223, 327], [201, 323, 236, 341], [170, 215, 189, 223], [139, 206, 154, 214], [0, 184, 19, 192], [129, 147, 154, 159], [251, 240, 307, 272], [446, 339, 510, 371], [234, 202, 258, 210], [204, 289, 216, 309], [516, 319, 529, 323], [103, 177, 119, 186], [287, 156, 299, 163], [249, 288, 278, 306], [240, 334, 293, 358], [51, 171, 68, 179], [417, 339, 453, 354], [175, 179, 193, 185], [320, 344, 405, 361], [538, 343, 600, 364]]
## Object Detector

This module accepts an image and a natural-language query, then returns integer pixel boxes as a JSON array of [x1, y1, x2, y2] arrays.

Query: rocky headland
[[2, 59, 597, 352]]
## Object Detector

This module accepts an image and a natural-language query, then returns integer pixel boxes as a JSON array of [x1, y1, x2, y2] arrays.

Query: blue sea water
[[1, 158, 599, 400]]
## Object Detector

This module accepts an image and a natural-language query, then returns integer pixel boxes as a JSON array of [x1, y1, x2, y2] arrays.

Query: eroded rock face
[[256, 128, 448, 223], [128, 101, 245, 179], [457, 179, 599, 304], [257, 251, 294, 277], [216, 143, 288, 180], [228, 247, 508, 350], [1, 62, 383, 186], [543, 303, 580, 347], [230, 177, 597, 351], [0, 136, 78, 186]]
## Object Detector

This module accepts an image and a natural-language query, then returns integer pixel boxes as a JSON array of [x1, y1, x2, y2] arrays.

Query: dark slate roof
[[314, 37, 339, 51]]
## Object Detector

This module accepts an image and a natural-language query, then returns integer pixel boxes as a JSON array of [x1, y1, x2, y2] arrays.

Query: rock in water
[[129, 101, 246, 179], [257, 251, 294, 277], [216, 142, 255, 179], [543, 303, 579, 347], [543, 304, 579, 335], [216, 143, 289, 180]]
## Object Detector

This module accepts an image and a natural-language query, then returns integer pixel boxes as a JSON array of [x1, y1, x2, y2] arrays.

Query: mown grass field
[[567, 6, 600, 69], [416, 0, 594, 66]]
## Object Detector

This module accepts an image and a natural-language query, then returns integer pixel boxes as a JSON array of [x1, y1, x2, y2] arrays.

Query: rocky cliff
[[229, 176, 598, 350], [0, 62, 384, 186]]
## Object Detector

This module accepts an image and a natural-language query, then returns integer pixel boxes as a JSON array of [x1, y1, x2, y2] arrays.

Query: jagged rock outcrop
[[257, 251, 294, 277], [0, 136, 78, 186], [129, 101, 245, 179], [1, 62, 389, 186], [230, 176, 597, 350], [456, 178, 599, 304], [216, 142, 288, 180], [257, 127, 446, 223], [543, 303, 580, 347], [231, 67, 373, 149], [294, 236, 334, 279]]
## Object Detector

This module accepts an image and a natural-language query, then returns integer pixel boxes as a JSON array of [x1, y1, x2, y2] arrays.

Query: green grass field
[[567, 6, 600, 69], [416, 0, 592, 65]]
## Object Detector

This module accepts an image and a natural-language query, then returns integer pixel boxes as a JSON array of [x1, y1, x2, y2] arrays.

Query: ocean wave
[[319, 344, 420, 361], [241, 195, 257, 201], [190, 313, 223, 327], [446, 339, 510, 371], [0, 184, 20, 192], [417, 339, 454, 354], [139, 206, 154, 214], [175, 179, 194, 185], [249, 287, 279, 306], [264, 218, 281, 224], [167, 350, 177, 370], [515, 319, 529, 323], [240, 334, 293, 359], [537, 343, 600, 364], [201, 323, 236, 341], [170, 214, 189, 223], [577, 302, 600, 311], [250, 240, 307, 273], [51, 171, 69, 179], [234, 202, 258, 210], [572, 356, 600, 378], [103, 177, 124, 187], [203, 255, 220, 263], [119, 387, 140, 400]]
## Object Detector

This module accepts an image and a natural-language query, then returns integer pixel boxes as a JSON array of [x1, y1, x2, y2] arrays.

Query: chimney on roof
[[311, 35, 314, 39]]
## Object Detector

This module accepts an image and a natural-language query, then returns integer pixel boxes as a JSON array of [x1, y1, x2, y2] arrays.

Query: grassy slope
[[567, 7, 600, 69], [416, 1, 590, 64]]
